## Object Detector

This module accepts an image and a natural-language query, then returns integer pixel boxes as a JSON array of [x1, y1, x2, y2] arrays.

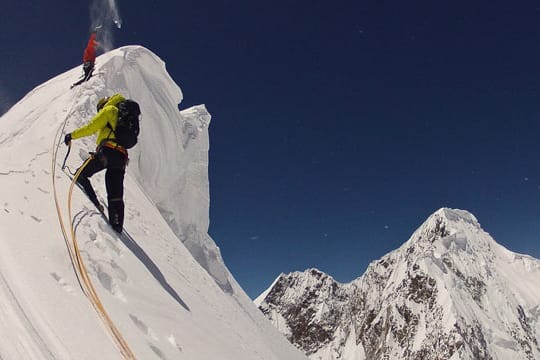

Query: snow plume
[[89, 0, 122, 51]]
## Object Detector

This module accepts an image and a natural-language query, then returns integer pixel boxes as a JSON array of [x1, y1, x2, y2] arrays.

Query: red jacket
[[83, 32, 97, 63]]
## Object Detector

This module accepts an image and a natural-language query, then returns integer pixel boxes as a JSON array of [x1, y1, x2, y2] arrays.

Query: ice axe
[[61, 142, 71, 170]]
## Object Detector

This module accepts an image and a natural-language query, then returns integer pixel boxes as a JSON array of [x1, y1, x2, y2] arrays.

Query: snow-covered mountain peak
[[254, 269, 339, 306], [391, 207, 492, 267], [292, 268, 333, 283], [2, 45, 231, 293], [433, 207, 479, 224], [257, 209, 540, 359], [410, 207, 481, 245], [0, 45, 307, 359]]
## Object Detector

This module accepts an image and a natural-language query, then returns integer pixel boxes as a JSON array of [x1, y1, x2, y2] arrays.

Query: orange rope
[[51, 95, 136, 359], [51, 102, 84, 290], [68, 161, 136, 359]]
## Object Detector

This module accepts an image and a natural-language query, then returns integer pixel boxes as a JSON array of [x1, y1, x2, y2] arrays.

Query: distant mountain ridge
[[255, 208, 540, 360]]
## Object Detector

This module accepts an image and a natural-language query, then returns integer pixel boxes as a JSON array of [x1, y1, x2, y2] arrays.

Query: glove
[[64, 133, 72, 146]]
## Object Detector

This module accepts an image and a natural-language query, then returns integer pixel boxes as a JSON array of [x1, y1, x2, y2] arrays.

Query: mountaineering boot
[[110, 213, 122, 233], [108, 199, 124, 233], [96, 203, 105, 214]]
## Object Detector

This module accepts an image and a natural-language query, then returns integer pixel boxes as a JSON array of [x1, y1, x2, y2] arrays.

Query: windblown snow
[[0, 46, 307, 360]]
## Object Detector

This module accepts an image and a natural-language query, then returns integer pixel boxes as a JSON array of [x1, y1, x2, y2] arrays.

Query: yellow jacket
[[71, 94, 126, 146]]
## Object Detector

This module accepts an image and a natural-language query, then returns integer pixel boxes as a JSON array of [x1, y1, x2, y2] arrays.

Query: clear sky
[[2, 1, 540, 299]]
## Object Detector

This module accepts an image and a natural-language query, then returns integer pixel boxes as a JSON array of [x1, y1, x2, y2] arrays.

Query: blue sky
[[3, 1, 540, 298]]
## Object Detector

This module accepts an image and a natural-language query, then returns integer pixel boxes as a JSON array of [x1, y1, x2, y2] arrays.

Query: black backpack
[[110, 100, 141, 149]]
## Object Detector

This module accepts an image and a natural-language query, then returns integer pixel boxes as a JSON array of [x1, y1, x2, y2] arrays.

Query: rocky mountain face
[[255, 208, 540, 360]]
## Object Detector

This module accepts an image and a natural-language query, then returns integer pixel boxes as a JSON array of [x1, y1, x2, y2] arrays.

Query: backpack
[[111, 100, 141, 149]]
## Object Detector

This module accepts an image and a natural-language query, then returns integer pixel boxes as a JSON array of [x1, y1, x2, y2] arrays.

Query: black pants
[[71, 61, 94, 87], [77, 146, 127, 232], [82, 61, 94, 81]]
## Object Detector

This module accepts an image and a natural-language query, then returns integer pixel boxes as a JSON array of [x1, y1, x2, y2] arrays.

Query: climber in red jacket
[[71, 31, 99, 89]]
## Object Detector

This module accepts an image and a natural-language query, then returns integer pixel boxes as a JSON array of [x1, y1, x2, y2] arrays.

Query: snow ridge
[[0, 45, 307, 359]]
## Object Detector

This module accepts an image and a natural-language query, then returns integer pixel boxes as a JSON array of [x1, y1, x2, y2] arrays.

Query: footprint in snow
[[129, 314, 158, 340], [30, 215, 42, 223], [94, 262, 127, 302], [110, 260, 128, 283], [167, 335, 183, 352], [96, 222, 121, 256], [149, 343, 167, 360], [88, 229, 97, 242], [50, 272, 74, 293]]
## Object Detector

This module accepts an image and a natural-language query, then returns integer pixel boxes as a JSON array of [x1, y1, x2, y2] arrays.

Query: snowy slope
[[256, 208, 540, 360], [0, 45, 307, 360]]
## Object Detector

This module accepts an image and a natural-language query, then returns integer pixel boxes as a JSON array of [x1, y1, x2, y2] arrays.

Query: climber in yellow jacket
[[69, 93, 125, 144], [64, 93, 140, 233]]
